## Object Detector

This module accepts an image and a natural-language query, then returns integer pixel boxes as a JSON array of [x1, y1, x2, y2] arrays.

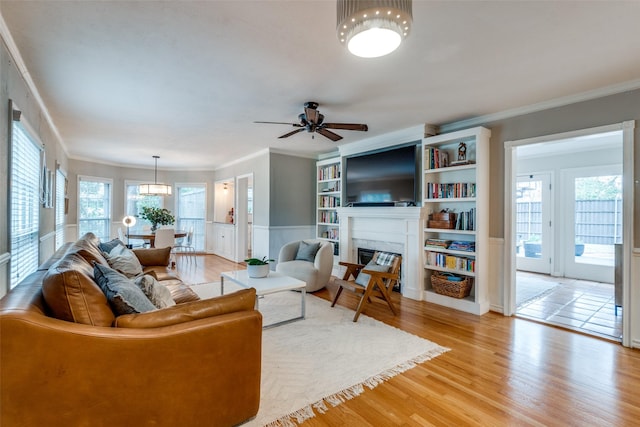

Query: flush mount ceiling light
[[139, 155, 172, 196], [337, 0, 412, 58]]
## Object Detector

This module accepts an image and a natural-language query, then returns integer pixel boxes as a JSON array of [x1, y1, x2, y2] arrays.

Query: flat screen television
[[345, 142, 420, 206]]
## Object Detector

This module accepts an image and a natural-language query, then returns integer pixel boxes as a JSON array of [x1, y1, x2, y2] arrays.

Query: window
[[175, 184, 206, 251], [55, 168, 66, 250], [125, 182, 162, 226], [78, 176, 112, 241], [10, 120, 41, 288]]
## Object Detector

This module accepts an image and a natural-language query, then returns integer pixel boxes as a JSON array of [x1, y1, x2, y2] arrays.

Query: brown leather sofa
[[1, 233, 262, 427]]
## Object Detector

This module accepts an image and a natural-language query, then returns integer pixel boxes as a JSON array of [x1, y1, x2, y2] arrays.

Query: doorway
[[504, 121, 634, 346], [235, 174, 253, 261]]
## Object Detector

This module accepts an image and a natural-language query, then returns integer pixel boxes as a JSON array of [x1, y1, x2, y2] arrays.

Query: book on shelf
[[426, 251, 476, 272], [425, 238, 452, 248], [425, 147, 449, 169], [448, 241, 475, 252], [454, 208, 475, 231], [318, 164, 340, 181], [426, 182, 476, 199]]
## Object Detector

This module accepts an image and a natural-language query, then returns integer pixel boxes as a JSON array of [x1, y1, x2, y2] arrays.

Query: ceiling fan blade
[[304, 106, 320, 125], [254, 121, 303, 127], [322, 123, 368, 131], [316, 128, 343, 141], [278, 128, 306, 139]]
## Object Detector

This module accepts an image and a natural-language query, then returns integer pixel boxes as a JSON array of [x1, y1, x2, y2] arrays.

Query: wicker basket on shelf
[[431, 272, 472, 298]]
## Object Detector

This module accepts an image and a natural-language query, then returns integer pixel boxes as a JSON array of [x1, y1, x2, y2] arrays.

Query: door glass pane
[[516, 178, 543, 259], [176, 185, 206, 251], [574, 175, 622, 266], [78, 179, 111, 240]]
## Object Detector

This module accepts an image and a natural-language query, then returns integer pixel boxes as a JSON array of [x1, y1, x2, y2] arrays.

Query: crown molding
[[0, 12, 68, 155]]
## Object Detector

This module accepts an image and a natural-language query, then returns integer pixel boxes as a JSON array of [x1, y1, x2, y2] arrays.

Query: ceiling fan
[[254, 101, 368, 141]]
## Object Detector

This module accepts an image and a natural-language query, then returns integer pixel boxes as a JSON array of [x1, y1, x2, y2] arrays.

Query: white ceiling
[[1, 0, 639, 170]]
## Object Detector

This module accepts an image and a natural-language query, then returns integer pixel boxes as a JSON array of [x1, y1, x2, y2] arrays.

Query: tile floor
[[516, 271, 622, 341]]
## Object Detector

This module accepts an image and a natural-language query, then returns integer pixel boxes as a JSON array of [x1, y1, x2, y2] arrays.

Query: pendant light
[[337, 0, 412, 58], [139, 155, 172, 196]]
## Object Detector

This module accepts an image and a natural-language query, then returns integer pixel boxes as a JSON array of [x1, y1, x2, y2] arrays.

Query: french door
[[516, 173, 552, 274]]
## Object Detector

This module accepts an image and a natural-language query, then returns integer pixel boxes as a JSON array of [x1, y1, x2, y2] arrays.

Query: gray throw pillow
[[93, 263, 156, 315], [355, 263, 390, 287], [104, 244, 144, 278], [134, 274, 176, 309], [99, 238, 125, 253], [294, 241, 321, 262]]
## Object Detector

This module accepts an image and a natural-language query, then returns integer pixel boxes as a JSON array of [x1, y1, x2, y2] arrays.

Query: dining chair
[[174, 227, 196, 263], [330, 251, 401, 322], [153, 228, 175, 249]]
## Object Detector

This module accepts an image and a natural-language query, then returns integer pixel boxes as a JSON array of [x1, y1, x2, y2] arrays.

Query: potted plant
[[139, 207, 175, 232], [244, 256, 274, 278]]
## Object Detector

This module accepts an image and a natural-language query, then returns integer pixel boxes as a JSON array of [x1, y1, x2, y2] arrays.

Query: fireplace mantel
[[336, 207, 428, 301]]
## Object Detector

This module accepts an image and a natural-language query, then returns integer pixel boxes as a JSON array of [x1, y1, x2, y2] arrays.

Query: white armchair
[[276, 240, 334, 292]]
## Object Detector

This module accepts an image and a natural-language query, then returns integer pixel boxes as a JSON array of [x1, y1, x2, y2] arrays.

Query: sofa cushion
[[134, 274, 176, 309], [104, 245, 144, 278], [132, 247, 171, 267], [93, 264, 156, 316], [294, 240, 321, 262], [67, 232, 110, 267], [115, 288, 256, 328], [42, 253, 116, 326]]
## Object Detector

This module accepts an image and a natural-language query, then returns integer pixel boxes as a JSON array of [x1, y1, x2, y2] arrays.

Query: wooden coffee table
[[220, 270, 306, 329]]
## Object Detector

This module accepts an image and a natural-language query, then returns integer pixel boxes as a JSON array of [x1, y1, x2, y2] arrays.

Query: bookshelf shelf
[[316, 158, 341, 257], [422, 126, 491, 315]]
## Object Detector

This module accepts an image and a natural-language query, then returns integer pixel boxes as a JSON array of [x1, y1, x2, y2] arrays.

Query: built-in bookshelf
[[316, 158, 341, 256], [422, 126, 491, 315]]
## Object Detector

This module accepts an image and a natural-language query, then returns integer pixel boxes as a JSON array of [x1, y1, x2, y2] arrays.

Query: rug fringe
[[263, 347, 450, 426]]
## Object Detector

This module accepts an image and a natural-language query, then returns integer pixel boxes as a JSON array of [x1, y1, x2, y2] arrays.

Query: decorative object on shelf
[[457, 142, 467, 161], [431, 272, 472, 299], [122, 215, 137, 248], [245, 257, 274, 278], [139, 206, 175, 232], [139, 155, 172, 196], [337, 0, 412, 58]]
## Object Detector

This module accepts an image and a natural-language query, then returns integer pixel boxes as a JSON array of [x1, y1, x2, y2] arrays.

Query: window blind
[[55, 168, 66, 249], [10, 121, 41, 288]]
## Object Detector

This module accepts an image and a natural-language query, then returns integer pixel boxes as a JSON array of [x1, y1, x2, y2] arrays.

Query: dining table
[[126, 230, 187, 248]]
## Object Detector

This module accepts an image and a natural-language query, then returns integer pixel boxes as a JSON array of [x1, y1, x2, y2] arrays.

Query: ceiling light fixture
[[139, 155, 172, 196], [337, 0, 412, 58]]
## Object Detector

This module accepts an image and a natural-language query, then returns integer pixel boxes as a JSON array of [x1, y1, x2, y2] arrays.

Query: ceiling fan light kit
[[337, 0, 412, 58], [139, 155, 172, 196]]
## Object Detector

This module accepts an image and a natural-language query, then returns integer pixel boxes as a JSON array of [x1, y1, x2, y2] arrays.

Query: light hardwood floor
[[177, 255, 640, 426]]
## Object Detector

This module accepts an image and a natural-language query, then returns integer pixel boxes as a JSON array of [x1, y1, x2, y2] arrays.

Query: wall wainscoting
[[488, 237, 505, 313], [631, 249, 640, 349], [39, 231, 57, 266], [0, 252, 11, 299]]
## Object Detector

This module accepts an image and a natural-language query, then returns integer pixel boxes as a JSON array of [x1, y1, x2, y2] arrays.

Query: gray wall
[[468, 89, 640, 246], [1, 40, 69, 294], [269, 153, 315, 227]]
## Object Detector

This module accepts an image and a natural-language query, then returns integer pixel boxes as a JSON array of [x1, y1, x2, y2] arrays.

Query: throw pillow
[[104, 244, 144, 278], [99, 238, 125, 254], [355, 263, 390, 287], [93, 263, 156, 316], [134, 274, 176, 309], [294, 240, 321, 262]]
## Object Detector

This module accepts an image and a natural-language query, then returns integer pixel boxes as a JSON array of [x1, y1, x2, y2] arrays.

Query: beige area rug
[[190, 282, 449, 426]]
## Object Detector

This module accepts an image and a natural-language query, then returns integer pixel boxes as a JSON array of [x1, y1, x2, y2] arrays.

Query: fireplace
[[357, 247, 402, 292]]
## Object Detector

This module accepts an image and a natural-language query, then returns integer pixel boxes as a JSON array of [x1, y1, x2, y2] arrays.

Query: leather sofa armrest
[[132, 246, 171, 266], [115, 288, 256, 328]]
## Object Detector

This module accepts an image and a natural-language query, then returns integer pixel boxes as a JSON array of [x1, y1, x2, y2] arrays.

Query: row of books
[[454, 208, 475, 231], [318, 210, 339, 224], [321, 228, 339, 240], [319, 195, 340, 208], [424, 239, 475, 252], [425, 182, 476, 199], [318, 164, 340, 181], [425, 251, 476, 272], [424, 147, 449, 169]]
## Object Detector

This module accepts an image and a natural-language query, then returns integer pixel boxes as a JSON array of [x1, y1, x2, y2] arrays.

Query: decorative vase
[[247, 264, 269, 278], [151, 224, 158, 233]]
